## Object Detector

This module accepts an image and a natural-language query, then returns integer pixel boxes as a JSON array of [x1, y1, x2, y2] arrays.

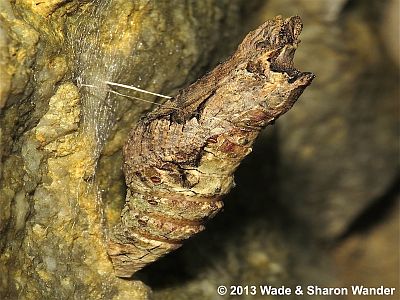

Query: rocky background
[[0, 0, 398, 299]]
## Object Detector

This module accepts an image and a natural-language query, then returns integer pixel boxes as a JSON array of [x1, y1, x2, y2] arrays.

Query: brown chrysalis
[[107, 15, 314, 277]]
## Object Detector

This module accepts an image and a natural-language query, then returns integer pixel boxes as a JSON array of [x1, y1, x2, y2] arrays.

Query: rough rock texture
[[254, 0, 399, 239], [0, 0, 246, 299]]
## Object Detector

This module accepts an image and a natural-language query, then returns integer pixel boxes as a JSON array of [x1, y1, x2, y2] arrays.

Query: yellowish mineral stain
[[33, 80, 147, 297], [14, 191, 30, 232], [35, 83, 80, 146]]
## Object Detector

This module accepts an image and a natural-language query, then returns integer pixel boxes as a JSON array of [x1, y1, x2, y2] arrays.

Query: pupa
[[107, 15, 314, 278]]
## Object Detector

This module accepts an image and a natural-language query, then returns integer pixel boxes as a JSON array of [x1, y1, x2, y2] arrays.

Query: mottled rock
[[0, 0, 246, 299], [0, 0, 39, 109]]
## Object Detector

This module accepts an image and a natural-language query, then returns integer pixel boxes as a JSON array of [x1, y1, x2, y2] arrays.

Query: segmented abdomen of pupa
[[107, 15, 314, 277]]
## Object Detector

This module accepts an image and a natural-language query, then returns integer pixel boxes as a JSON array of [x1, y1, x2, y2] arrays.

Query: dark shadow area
[[338, 172, 400, 241]]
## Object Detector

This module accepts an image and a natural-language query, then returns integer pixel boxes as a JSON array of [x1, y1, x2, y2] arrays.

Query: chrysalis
[[107, 15, 314, 277]]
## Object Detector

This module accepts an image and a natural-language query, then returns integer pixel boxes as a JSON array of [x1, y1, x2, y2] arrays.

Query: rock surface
[[0, 0, 245, 298]]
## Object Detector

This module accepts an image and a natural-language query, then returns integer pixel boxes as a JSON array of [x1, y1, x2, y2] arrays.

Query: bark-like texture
[[108, 16, 314, 277], [0, 1, 246, 298]]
